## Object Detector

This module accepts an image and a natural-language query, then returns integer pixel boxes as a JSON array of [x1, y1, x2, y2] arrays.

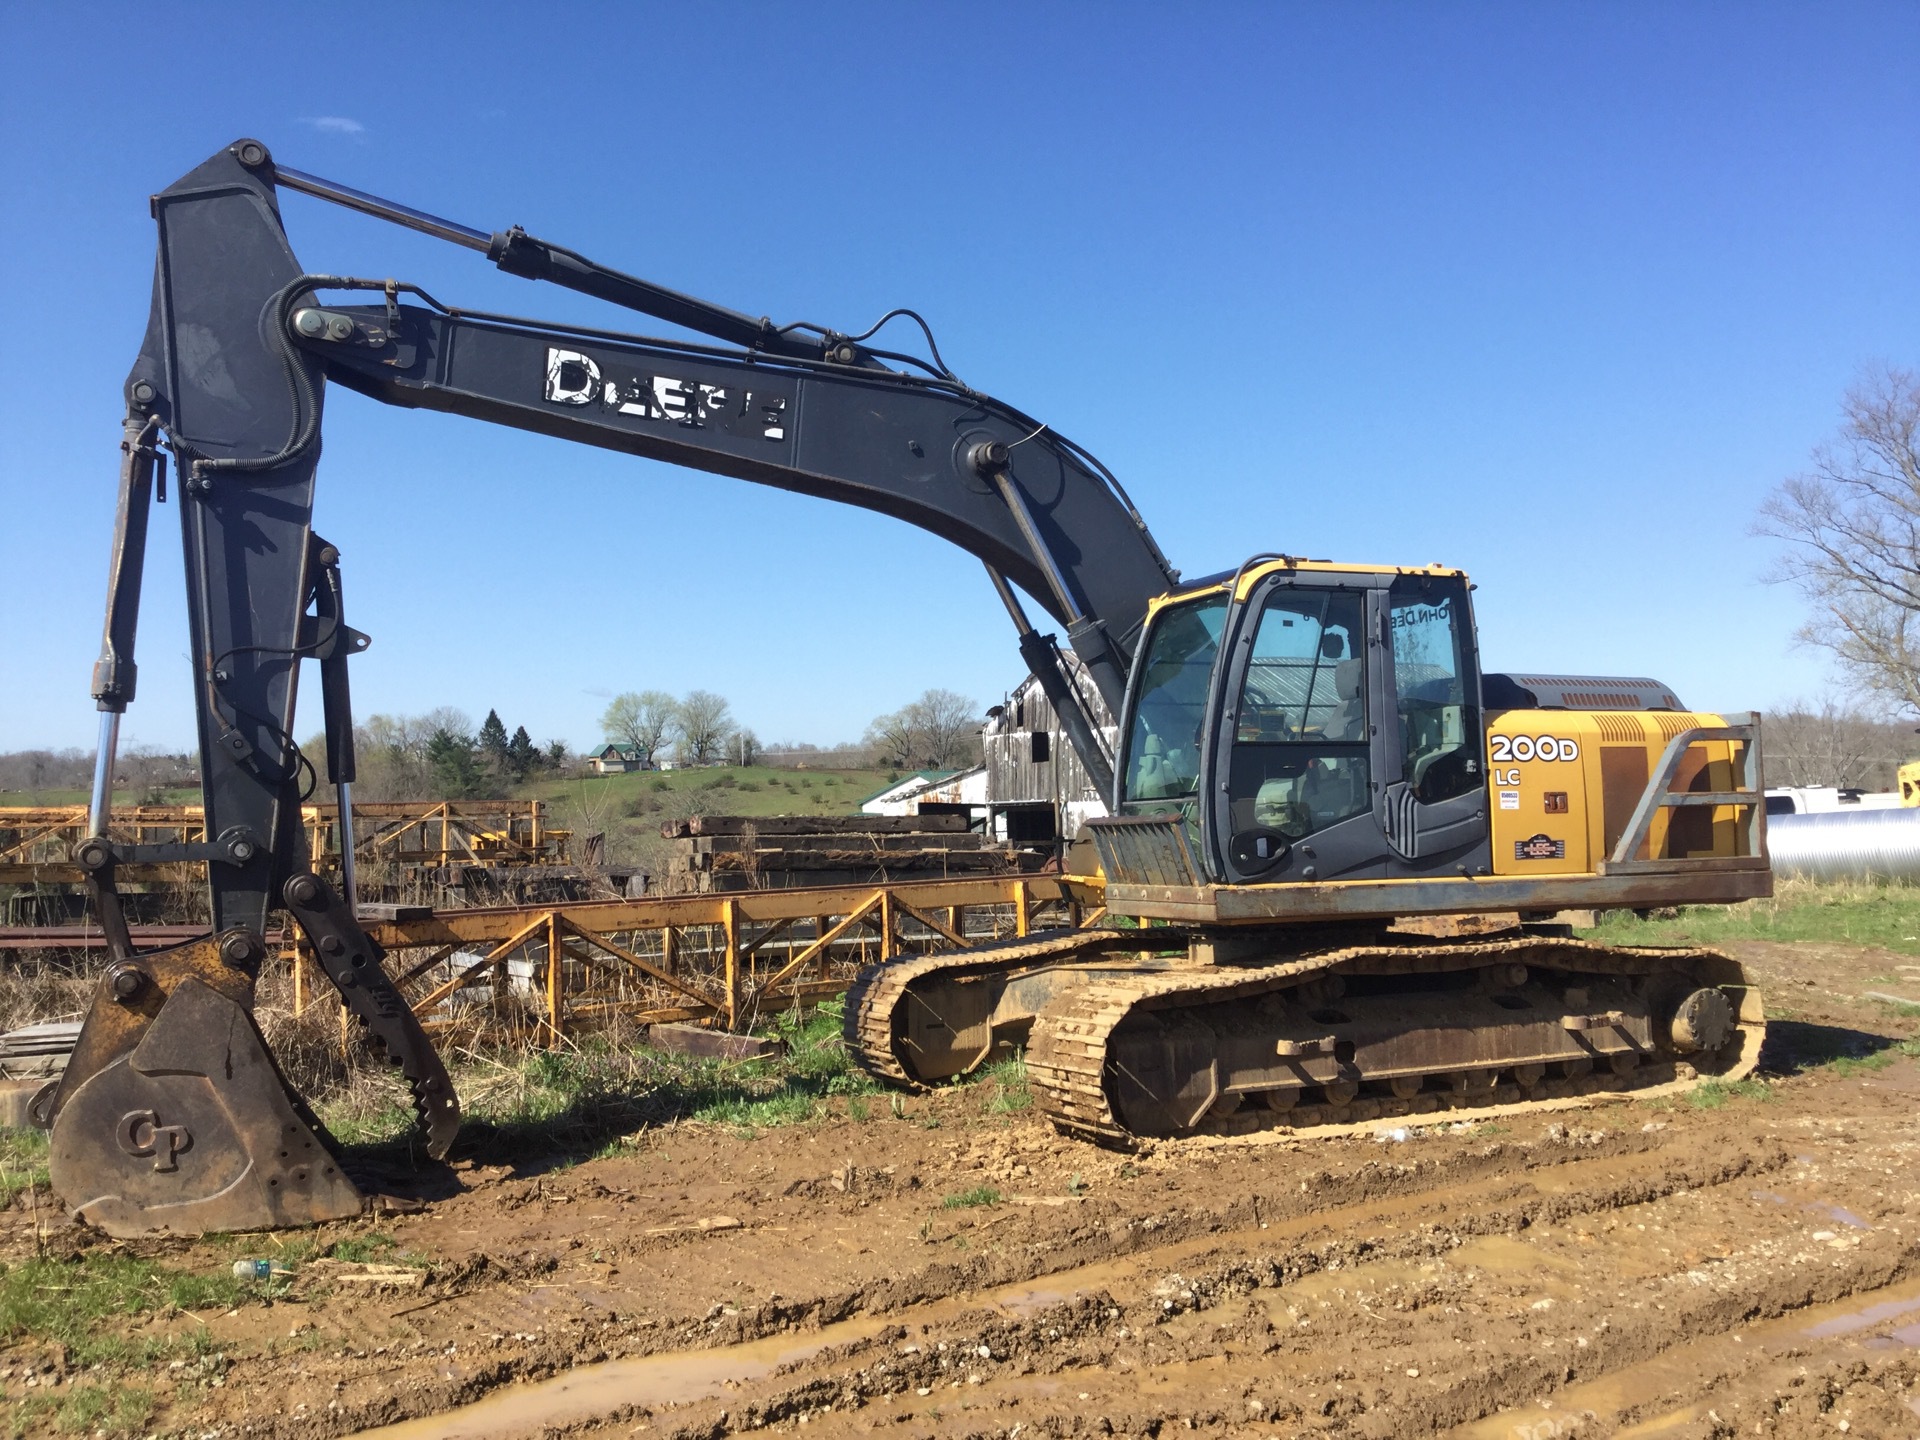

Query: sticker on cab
[[1499, 790, 1520, 810], [1514, 833, 1566, 861]]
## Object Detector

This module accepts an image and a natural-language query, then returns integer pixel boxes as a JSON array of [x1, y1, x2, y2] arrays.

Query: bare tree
[[674, 690, 735, 765], [1756, 364, 1920, 713], [726, 728, 761, 767], [600, 690, 676, 766], [1762, 699, 1914, 790], [0, 749, 92, 795], [863, 689, 981, 770]]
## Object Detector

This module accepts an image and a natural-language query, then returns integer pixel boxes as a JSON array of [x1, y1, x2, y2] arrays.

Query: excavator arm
[[49, 139, 1178, 1235]]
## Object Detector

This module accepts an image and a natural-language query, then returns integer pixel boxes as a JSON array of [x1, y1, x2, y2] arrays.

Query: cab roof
[[1152, 557, 1468, 612]]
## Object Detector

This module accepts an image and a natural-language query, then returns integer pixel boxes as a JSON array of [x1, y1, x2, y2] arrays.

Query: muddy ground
[[5, 938, 1919, 1440]]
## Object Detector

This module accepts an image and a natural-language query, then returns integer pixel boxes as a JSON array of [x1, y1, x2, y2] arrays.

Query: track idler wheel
[[1666, 987, 1736, 1053], [41, 933, 363, 1236]]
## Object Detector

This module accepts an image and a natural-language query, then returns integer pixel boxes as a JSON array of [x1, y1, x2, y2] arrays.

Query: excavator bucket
[[40, 931, 363, 1236]]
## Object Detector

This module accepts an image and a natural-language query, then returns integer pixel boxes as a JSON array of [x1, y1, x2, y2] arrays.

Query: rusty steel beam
[[1109, 866, 1771, 924], [359, 874, 1098, 950]]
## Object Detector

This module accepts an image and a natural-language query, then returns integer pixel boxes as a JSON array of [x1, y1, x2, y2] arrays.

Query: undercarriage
[[845, 924, 1763, 1146]]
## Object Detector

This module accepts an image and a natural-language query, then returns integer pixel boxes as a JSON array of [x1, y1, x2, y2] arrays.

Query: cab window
[[1120, 594, 1227, 810], [1388, 580, 1478, 803], [1225, 589, 1371, 840]]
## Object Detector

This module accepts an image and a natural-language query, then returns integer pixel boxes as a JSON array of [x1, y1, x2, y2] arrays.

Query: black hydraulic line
[[90, 414, 163, 716], [985, 565, 1118, 805]]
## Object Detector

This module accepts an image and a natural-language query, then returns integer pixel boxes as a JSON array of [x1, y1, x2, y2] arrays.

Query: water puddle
[[1803, 1291, 1920, 1340], [1748, 1188, 1871, 1229], [354, 1317, 895, 1439], [1444, 1275, 1920, 1440], [356, 1247, 1165, 1439]]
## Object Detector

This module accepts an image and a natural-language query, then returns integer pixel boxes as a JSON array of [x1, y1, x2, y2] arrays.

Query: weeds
[[974, 1051, 1032, 1115], [0, 1254, 246, 1366], [0, 1128, 50, 1207], [942, 1185, 1002, 1210], [314, 997, 881, 1156], [6, 1381, 155, 1438], [1686, 1078, 1774, 1109]]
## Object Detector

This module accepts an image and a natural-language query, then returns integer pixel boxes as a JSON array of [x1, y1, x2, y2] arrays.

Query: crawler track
[[845, 926, 1147, 1086], [1030, 935, 1763, 1144]]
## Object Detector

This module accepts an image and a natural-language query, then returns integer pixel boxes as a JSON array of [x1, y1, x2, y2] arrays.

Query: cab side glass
[[1388, 581, 1478, 803], [1226, 589, 1371, 840], [1121, 595, 1228, 813]]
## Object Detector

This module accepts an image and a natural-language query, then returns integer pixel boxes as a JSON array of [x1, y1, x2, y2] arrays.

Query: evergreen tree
[[477, 709, 511, 768], [426, 727, 486, 798], [507, 725, 538, 779]]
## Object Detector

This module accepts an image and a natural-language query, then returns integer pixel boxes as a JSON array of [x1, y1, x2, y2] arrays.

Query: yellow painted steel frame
[[289, 873, 1102, 1041]]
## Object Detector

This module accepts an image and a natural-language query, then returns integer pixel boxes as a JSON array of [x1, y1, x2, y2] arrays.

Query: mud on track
[[4, 938, 1919, 1439]]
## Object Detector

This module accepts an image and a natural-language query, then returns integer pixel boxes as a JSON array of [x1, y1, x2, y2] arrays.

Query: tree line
[[598, 686, 983, 773], [599, 690, 759, 768], [340, 708, 568, 802]]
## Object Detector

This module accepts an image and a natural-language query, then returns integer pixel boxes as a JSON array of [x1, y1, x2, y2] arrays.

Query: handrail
[[1602, 713, 1766, 875]]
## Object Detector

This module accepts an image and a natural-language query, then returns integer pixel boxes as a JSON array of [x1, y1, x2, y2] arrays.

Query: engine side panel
[[1487, 709, 1747, 876]]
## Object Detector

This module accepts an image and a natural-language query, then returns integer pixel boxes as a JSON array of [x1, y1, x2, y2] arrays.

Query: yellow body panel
[[1900, 760, 1920, 807], [1487, 710, 1748, 876]]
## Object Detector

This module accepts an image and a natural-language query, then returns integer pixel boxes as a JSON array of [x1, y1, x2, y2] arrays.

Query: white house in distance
[[586, 744, 648, 775]]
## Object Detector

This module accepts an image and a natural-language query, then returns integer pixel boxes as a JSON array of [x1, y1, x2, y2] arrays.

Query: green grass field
[[522, 763, 900, 821], [1591, 875, 1920, 956], [0, 786, 200, 809]]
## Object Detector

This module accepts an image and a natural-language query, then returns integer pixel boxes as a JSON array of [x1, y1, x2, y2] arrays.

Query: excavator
[[40, 140, 1769, 1235]]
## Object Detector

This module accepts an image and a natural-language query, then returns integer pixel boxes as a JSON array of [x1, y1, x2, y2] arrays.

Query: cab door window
[[1120, 594, 1228, 811], [1226, 589, 1370, 840], [1388, 581, 1479, 803]]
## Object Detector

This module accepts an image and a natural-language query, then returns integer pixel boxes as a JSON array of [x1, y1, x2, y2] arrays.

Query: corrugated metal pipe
[[1767, 807, 1920, 883]]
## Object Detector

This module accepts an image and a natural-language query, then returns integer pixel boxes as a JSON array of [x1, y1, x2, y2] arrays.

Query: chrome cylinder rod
[[88, 711, 120, 839], [273, 164, 491, 253], [336, 780, 358, 915]]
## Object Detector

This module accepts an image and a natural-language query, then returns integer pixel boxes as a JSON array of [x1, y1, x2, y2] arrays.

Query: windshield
[[1120, 594, 1228, 810]]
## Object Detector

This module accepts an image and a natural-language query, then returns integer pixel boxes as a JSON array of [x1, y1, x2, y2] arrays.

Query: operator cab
[[1116, 558, 1491, 884]]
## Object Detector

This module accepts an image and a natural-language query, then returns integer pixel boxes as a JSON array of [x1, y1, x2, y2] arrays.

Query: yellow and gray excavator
[[44, 140, 1767, 1235]]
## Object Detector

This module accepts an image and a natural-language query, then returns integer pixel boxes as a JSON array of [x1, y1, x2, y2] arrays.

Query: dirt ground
[[5, 938, 1919, 1440]]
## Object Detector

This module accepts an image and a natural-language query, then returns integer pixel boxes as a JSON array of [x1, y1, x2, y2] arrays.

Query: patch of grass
[[322, 1230, 428, 1268], [1828, 1052, 1897, 1078], [360, 999, 880, 1157], [1685, 1078, 1774, 1109], [972, 1051, 1032, 1115], [523, 765, 897, 821], [1871, 997, 1920, 1019], [11, 1381, 157, 1437], [1590, 876, 1920, 954], [0, 1127, 51, 1206], [942, 1185, 1002, 1210], [0, 1254, 248, 1368]]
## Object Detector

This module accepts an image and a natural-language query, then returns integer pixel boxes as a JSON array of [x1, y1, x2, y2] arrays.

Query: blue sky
[[2, 3, 1915, 755]]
